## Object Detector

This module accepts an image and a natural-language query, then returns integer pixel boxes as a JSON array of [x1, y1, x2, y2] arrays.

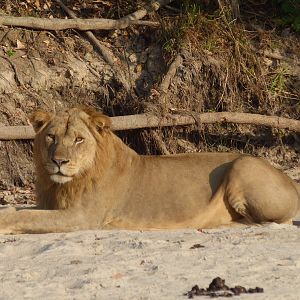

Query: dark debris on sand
[[185, 277, 264, 298]]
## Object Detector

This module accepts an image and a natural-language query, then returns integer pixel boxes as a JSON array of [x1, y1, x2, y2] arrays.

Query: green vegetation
[[269, 68, 287, 94], [6, 49, 16, 57]]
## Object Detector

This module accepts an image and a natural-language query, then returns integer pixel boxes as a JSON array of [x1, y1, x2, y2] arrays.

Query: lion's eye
[[75, 137, 84, 144], [46, 134, 55, 143]]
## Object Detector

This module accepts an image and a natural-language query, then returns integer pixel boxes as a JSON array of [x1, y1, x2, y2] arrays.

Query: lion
[[0, 106, 299, 234]]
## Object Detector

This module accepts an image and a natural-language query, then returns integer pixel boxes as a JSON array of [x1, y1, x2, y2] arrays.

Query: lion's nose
[[52, 158, 70, 167]]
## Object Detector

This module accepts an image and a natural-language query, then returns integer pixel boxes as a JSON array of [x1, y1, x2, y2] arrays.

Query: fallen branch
[[0, 0, 172, 31], [0, 112, 299, 140], [0, 15, 158, 30]]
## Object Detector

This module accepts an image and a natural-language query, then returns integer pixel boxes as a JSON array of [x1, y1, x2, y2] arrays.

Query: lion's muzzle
[[48, 157, 74, 184]]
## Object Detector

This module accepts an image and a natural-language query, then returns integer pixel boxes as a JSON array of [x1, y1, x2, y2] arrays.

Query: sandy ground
[[0, 222, 299, 300]]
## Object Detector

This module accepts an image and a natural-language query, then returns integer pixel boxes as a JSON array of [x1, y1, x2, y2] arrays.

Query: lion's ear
[[78, 106, 112, 132], [29, 110, 52, 133], [92, 114, 112, 131]]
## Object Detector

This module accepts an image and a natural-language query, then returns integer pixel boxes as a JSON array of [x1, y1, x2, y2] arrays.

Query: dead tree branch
[[0, 112, 299, 140], [0, 15, 156, 30], [0, 0, 172, 31]]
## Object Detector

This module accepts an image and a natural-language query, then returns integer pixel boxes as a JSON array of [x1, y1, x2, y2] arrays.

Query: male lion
[[0, 107, 299, 234]]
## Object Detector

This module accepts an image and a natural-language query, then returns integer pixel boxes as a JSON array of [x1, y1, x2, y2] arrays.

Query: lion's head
[[30, 107, 111, 184]]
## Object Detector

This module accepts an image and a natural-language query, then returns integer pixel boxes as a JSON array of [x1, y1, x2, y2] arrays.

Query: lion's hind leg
[[224, 156, 299, 225]]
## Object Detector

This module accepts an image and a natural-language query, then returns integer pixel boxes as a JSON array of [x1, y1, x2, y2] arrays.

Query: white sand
[[0, 223, 299, 299]]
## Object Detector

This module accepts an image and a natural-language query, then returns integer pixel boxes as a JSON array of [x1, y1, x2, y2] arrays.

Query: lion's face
[[30, 107, 111, 184]]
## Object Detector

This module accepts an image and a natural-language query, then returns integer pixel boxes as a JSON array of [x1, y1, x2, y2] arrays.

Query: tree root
[[151, 130, 170, 155]]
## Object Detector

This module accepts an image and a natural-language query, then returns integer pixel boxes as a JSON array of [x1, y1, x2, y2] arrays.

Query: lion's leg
[[224, 156, 299, 224], [0, 207, 92, 234], [186, 183, 242, 229]]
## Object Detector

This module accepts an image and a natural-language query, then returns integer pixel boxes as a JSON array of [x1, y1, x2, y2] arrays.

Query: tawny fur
[[0, 107, 299, 234]]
